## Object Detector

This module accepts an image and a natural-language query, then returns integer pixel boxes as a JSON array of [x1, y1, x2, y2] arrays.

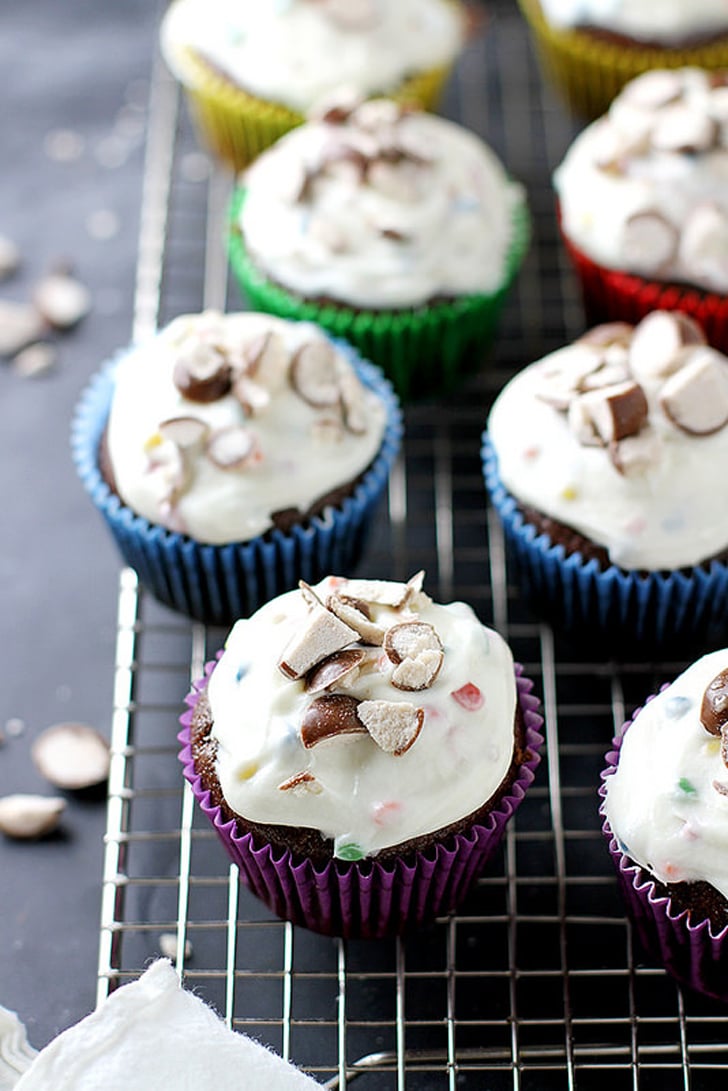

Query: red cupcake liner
[[561, 230, 728, 354], [601, 700, 728, 1002], [179, 660, 543, 939]]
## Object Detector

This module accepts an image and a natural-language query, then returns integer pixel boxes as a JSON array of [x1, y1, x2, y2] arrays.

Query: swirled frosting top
[[487, 311, 728, 570], [554, 67, 728, 294], [604, 649, 728, 903], [206, 574, 518, 858], [239, 99, 525, 308], [161, 0, 465, 113]]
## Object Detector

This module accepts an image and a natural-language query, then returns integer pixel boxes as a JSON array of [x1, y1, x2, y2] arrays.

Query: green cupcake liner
[[227, 189, 530, 401]]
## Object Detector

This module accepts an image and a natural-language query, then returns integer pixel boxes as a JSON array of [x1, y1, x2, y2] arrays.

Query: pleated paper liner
[[71, 339, 402, 627], [179, 660, 543, 939], [560, 230, 728, 356], [517, 0, 728, 120], [482, 433, 728, 657], [601, 708, 728, 1003]]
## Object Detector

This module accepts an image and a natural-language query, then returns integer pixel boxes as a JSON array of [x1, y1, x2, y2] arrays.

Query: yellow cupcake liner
[[518, 0, 728, 120], [168, 46, 455, 172]]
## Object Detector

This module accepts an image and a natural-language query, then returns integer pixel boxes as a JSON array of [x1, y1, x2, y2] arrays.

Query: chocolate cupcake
[[228, 98, 529, 400], [72, 311, 401, 626], [160, 0, 466, 170], [601, 650, 728, 1001], [519, 0, 728, 119], [179, 574, 543, 937], [483, 310, 728, 651], [555, 67, 728, 353]]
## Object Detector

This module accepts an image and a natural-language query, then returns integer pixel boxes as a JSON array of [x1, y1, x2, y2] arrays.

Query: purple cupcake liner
[[178, 661, 543, 939], [70, 337, 402, 627], [600, 703, 728, 1003], [481, 432, 728, 653]]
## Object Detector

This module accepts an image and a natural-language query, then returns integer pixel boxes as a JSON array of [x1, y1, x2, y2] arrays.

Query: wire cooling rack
[[96, 4, 728, 1087]]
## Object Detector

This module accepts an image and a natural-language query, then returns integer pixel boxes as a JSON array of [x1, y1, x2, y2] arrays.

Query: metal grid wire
[[96, 5, 728, 1087]]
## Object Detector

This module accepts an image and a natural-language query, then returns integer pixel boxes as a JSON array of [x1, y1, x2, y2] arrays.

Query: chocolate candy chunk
[[700, 668, 728, 736], [278, 605, 359, 680], [158, 416, 209, 449], [290, 339, 341, 408], [536, 344, 604, 410], [622, 211, 678, 274], [206, 426, 259, 470], [173, 343, 232, 403], [680, 203, 728, 286], [712, 780, 728, 797], [339, 368, 368, 435], [244, 331, 290, 393], [609, 426, 661, 477], [659, 348, 728, 435], [575, 380, 648, 445], [357, 700, 424, 756], [326, 593, 385, 644], [300, 694, 366, 748], [232, 374, 271, 416], [629, 310, 705, 382], [277, 771, 321, 794], [622, 69, 684, 111], [651, 104, 718, 155], [342, 575, 419, 610], [33, 271, 90, 330], [384, 621, 443, 664], [391, 650, 443, 692], [384, 621, 444, 691], [305, 648, 367, 694]]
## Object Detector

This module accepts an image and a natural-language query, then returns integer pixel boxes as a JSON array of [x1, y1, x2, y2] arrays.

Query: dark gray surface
[[0, 0, 156, 1049]]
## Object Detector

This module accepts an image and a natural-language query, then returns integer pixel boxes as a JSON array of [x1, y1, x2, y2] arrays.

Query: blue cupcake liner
[[71, 337, 402, 626], [481, 432, 728, 653]]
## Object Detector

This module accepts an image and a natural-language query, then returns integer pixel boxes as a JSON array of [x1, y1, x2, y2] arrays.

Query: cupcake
[[71, 311, 401, 626], [483, 310, 728, 652], [178, 573, 543, 938], [159, 0, 466, 170], [554, 67, 728, 354], [228, 98, 530, 401], [601, 650, 728, 1001], [518, 0, 728, 119]]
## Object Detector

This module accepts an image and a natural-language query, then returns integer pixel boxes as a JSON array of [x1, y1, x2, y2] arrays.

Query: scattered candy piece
[[451, 683, 484, 711], [300, 694, 366, 747], [664, 695, 692, 719], [335, 840, 366, 861], [677, 777, 697, 797], [31, 722, 110, 790], [0, 794, 66, 840], [12, 342, 57, 379], [33, 271, 91, 331], [357, 699, 424, 755]]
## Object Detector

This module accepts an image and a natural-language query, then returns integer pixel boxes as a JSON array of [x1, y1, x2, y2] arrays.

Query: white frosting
[[206, 576, 518, 858], [604, 650, 728, 902], [487, 318, 728, 570], [239, 102, 525, 309], [15, 960, 318, 1090], [539, 0, 728, 44], [554, 68, 728, 294], [106, 311, 387, 545], [160, 0, 464, 113]]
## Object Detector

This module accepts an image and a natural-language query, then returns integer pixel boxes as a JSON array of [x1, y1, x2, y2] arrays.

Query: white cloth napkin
[[13, 960, 320, 1090]]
